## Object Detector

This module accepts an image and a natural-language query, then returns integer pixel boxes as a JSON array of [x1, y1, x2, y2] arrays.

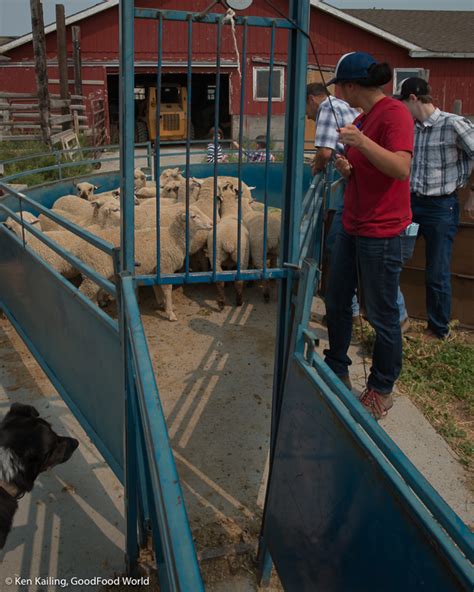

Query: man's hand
[[334, 154, 352, 179], [464, 190, 474, 220], [311, 147, 333, 176], [338, 124, 366, 149]]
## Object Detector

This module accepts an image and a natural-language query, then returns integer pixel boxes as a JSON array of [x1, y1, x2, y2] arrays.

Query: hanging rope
[[223, 8, 242, 79]]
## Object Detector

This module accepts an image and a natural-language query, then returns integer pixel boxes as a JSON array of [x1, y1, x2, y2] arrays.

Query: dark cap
[[394, 77, 430, 100], [327, 51, 377, 85]]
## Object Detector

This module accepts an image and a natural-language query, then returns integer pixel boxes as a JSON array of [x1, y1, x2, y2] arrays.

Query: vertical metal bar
[[155, 14, 163, 280], [236, 19, 248, 278], [119, 1, 138, 572], [119, 0, 135, 274], [258, 0, 310, 582], [263, 21, 276, 278], [147, 140, 152, 175], [211, 18, 223, 280], [184, 15, 193, 278]]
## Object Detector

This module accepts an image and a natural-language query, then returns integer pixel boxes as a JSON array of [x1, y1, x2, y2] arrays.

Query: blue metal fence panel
[[262, 355, 474, 592], [0, 228, 124, 480]]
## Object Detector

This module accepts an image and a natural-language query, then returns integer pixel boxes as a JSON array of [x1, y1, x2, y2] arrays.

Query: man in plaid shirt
[[397, 77, 474, 339], [306, 82, 359, 174]]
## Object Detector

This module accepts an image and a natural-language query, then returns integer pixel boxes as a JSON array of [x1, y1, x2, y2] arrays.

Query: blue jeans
[[324, 229, 404, 394], [411, 194, 459, 337], [326, 209, 410, 322]]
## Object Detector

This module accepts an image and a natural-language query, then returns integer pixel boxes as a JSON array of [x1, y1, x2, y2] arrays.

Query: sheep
[[159, 167, 184, 187], [78, 206, 212, 321], [39, 197, 95, 231], [134, 168, 147, 191], [243, 207, 281, 302], [206, 182, 250, 309], [176, 177, 203, 204], [135, 185, 158, 199], [160, 179, 182, 201], [73, 181, 98, 201], [5, 216, 81, 280]]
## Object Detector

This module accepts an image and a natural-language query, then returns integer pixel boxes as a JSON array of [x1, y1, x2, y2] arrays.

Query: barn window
[[253, 67, 285, 102], [393, 68, 429, 94]]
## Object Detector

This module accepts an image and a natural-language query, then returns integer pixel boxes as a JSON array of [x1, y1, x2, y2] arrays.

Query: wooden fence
[[0, 91, 105, 144]]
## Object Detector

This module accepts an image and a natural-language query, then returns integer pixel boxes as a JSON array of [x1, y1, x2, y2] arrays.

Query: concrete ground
[[0, 288, 472, 591]]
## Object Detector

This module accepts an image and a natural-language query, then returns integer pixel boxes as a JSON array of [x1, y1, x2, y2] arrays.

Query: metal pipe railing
[[0, 204, 116, 297], [0, 182, 116, 255], [121, 275, 204, 591]]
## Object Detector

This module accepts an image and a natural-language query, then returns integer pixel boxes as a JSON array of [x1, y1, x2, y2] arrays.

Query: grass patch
[[0, 139, 93, 187], [354, 319, 474, 470]]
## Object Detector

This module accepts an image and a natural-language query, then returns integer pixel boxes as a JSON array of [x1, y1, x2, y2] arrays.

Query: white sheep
[[5, 216, 81, 280], [39, 196, 95, 231], [73, 181, 98, 201], [206, 182, 250, 309], [176, 177, 203, 204], [243, 208, 281, 302], [159, 167, 184, 187], [79, 206, 212, 321], [134, 168, 147, 191]]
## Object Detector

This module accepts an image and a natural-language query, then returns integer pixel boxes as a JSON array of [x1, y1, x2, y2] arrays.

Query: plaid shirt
[[245, 149, 275, 162], [411, 108, 474, 196], [315, 97, 359, 153]]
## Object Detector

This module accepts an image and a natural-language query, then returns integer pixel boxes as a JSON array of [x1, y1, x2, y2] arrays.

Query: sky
[[0, 0, 473, 37]]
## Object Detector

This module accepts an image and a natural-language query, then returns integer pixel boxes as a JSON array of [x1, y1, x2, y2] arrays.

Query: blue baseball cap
[[328, 52, 378, 85]]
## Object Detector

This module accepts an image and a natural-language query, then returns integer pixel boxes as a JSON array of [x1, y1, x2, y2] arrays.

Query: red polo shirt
[[342, 97, 414, 238]]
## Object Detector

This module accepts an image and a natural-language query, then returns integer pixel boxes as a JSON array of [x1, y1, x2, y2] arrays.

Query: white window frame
[[393, 68, 430, 94], [253, 66, 285, 102]]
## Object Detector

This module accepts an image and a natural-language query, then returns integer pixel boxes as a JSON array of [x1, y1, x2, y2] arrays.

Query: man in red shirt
[[323, 52, 414, 420]]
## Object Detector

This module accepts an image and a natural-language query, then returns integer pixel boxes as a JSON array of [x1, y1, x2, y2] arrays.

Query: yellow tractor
[[145, 84, 192, 142]]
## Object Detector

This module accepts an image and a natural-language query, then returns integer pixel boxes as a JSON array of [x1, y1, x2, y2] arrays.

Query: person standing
[[306, 82, 360, 175], [323, 52, 414, 420], [396, 78, 474, 340]]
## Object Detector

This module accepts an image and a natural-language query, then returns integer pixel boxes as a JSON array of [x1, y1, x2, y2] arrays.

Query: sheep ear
[[179, 211, 187, 222], [94, 185, 100, 190], [247, 186, 256, 191]]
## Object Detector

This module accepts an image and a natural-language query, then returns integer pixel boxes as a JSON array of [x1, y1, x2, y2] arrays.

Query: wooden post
[[72, 26, 83, 99], [56, 4, 70, 131], [30, 0, 51, 146]]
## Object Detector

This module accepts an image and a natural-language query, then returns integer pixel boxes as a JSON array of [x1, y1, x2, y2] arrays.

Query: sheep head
[[161, 180, 181, 200], [75, 181, 98, 201], [177, 207, 213, 233], [134, 168, 147, 191]]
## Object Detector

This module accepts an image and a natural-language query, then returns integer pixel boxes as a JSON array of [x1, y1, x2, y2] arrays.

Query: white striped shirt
[[207, 142, 225, 163], [411, 108, 474, 196]]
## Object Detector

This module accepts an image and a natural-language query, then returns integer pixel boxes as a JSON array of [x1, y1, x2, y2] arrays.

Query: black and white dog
[[0, 403, 79, 549]]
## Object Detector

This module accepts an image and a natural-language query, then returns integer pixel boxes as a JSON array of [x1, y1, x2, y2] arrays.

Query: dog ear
[[8, 403, 40, 418]]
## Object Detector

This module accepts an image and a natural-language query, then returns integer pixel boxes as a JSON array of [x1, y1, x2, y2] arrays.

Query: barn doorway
[[106, 72, 231, 143]]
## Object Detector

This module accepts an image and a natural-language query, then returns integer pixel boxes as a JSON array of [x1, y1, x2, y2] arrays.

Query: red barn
[[0, 1, 473, 143]]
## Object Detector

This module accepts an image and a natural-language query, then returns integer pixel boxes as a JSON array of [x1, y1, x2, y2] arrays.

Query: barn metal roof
[[344, 9, 474, 55], [0, 0, 473, 59]]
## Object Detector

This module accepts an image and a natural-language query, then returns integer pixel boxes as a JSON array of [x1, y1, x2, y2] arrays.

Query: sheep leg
[[216, 282, 226, 310], [152, 285, 165, 309], [235, 280, 244, 307], [162, 284, 177, 322]]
